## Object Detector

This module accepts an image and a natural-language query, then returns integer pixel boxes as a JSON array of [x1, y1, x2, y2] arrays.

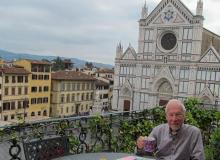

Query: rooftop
[[0, 66, 30, 75], [52, 70, 96, 81]]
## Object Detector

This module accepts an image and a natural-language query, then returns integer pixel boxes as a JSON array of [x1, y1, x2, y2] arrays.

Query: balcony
[[0, 103, 219, 160]]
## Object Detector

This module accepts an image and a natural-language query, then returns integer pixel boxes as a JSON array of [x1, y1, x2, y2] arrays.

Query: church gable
[[151, 67, 175, 92], [145, 0, 194, 26], [200, 47, 220, 63], [121, 45, 137, 60], [199, 86, 215, 103]]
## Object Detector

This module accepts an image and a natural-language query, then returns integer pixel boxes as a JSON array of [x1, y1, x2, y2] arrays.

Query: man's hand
[[136, 136, 145, 149]]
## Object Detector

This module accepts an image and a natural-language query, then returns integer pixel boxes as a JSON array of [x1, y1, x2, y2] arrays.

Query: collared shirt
[[149, 123, 205, 160]]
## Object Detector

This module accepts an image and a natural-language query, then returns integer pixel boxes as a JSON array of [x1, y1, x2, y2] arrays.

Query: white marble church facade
[[113, 0, 220, 111]]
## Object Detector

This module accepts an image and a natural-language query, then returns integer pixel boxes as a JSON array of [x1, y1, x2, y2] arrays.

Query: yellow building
[[51, 71, 95, 117], [0, 66, 30, 122], [14, 59, 51, 120], [0, 59, 4, 66]]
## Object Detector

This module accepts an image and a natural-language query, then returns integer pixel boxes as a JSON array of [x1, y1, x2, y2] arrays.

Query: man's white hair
[[165, 99, 186, 113]]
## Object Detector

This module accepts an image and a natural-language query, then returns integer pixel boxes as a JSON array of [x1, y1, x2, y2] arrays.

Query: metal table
[[53, 152, 155, 160]]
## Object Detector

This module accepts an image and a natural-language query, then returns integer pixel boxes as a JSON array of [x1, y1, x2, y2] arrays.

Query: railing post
[[9, 138, 21, 160]]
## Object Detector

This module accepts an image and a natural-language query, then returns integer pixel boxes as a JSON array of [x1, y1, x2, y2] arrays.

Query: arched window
[[31, 112, 35, 116], [43, 110, 47, 116]]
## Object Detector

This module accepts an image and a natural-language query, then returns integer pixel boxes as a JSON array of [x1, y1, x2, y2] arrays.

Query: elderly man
[[137, 99, 205, 160]]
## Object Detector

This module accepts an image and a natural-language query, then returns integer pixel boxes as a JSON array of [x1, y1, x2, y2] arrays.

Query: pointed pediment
[[156, 66, 175, 83], [173, 13, 185, 23], [121, 45, 137, 60], [198, 86, 215, 102], [199, 46, 220, 63], [120, 79, 133, 97], [153, 16, 163, 24], [145, 0, 194, 26], [151, 67, 175, 92]]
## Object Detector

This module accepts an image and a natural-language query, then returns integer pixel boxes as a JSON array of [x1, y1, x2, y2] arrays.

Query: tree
[[85, 62, 94, 69], [52, 57, 65, 71]]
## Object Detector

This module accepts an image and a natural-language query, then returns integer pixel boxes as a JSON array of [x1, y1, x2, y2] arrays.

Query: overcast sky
[[0, 0, 220, 65]]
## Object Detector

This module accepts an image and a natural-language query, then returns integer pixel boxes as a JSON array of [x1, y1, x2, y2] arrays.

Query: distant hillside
[[0, 49, 113, 69]]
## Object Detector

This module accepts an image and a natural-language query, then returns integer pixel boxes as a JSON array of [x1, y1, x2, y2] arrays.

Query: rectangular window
[[179, 81, 188, 93], [24, 87, 28, 94], [81, 83, 85, 90], [119, 77, 125, 86], [25, 76, 28, 83], [17, 76, 23, 83], [31, 64, 38, 72], [31, 98, 37, 104], [44, 75, 49, 80], [141, 78, 149, 89], [38, 75, 43, 80], [72, 94, 75, 102], [31, 87, 37, 92], [183, 28, 193, 40], [142, 66, 151, 76], [12, 76, 16, 83], [197, 70, 202, 80], [182, 42, 192, 54], [72, 83, 76, 91], [216, 72, 220, 81], [215, 84, 219, 97], [38, 65, 44, 72], [11, 102, 15, 110], [4, 88, 8, 96], [37, 98, 42, 104], [5, 76, 9, 83], [18, 87, 22, 95], [3, 102, 10, 111], [45, 65, 50, 72], [43, 97, 48, 103], [32, 74, 38, 80], [61, 94, 65, 103], [12, 87, 15, 95], [180, 69, 189, 80], [44, 86, 49, 92], [66, 83, 71, 91], [11, 115, 15, 120], [18, 101, 22, 109], [77, 83, 80, 90], [140, 93, 149, 110], [211, 71, 216, 81], [61, 82, 65, 91], [201, 71, 206, 80], [145, 29, 154, 40], [144, 42, 153, 53]]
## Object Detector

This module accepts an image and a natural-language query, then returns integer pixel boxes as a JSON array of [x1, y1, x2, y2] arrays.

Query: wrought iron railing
[[0, 108, 218, 160], [0, 110, 151, 160]]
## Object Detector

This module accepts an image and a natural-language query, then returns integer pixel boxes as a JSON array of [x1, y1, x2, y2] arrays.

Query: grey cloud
[[0, 0, 219, 64]]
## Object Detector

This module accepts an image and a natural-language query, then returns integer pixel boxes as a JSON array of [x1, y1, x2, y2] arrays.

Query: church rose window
[[161, 32, 177, 50]]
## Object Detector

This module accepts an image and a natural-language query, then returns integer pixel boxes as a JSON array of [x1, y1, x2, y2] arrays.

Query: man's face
[[166, 104, 185, 132]]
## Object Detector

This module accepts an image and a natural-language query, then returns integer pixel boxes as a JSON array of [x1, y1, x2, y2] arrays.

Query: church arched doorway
[[123, 100, 130, 111]]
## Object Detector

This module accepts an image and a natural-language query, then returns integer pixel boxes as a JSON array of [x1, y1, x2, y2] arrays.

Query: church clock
[[161, 32, 177, 50]]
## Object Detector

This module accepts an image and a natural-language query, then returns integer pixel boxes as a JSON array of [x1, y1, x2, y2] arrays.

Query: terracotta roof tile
[[0, 67, 30, 74], [52, 71, 96, 81], [24, 59, 51, 65], [96, 69, 114, 73], [95, 79, 109, 86]]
